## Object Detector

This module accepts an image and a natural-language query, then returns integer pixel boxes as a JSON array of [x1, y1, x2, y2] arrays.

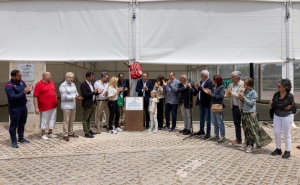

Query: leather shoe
[[89, 130, 97, 135], [63, 136, 69, 141], [163, 125, 170, 130], [204, 134, 210, 139], [232, 139, 242, 145], [85, 133, 94, 138], [194, 131, 205, 135], [179, 129, 187, 133], [68, 133, 79, 138], [97, 129, 101, 134], [183, 130, 191, 135]]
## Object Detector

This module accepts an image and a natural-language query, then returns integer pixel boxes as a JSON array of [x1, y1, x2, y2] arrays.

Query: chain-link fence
[[261, 64, 282, 102], [294, 60, 300, 103]]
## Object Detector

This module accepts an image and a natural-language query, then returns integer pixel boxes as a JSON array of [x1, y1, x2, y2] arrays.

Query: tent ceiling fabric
[[0, 0, 297, 63], [294, 3, 300, 59], [138, 1, 284, 64], [0, 1, 130, 61]]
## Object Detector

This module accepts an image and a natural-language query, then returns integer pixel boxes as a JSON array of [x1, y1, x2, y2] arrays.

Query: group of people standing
[[4, 69, 297, 159], [135, 70, 295, 159]]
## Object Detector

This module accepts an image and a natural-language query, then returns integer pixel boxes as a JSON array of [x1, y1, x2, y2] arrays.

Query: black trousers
[[232, 105, 242, 140], [144, 98, 150, 127], [9, 107, 27, 143], [157, 98, 165, 128], [108, 101, 120, 130]]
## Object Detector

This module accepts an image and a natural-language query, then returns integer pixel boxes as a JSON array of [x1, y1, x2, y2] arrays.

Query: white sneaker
[[148, 129, 152, 132], [245, 145, 253, 153], [48, 133, 57, 138], [109, 130, 118, 134], [115, 127, 123, 132], [42, 135, 49, 140], [239, 143, 247, 151], [152, 130, 158, 133]]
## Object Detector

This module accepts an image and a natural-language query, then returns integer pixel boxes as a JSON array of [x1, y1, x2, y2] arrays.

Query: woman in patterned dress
[[238, 78, 272, 153]]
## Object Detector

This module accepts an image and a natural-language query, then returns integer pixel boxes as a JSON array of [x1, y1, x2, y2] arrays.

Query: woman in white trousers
[[270, 78, 294, 159]]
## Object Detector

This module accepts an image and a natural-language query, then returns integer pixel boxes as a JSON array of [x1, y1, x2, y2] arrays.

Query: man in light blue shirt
[[163, 72, 180, 132], [59, 72, 83, 141]]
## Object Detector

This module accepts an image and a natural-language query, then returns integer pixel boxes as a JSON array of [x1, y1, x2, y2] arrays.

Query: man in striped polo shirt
[[59, 72, 83, 141]]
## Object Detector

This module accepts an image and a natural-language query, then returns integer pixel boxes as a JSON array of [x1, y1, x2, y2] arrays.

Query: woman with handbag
[[202, 75, 225, 143], [269, 78, 294, 159], [107, 76, 123, 134], [238, 78, 272, 153]]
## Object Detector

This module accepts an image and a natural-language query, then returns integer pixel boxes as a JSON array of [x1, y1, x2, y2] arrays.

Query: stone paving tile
[[0, 123, 300, 185]]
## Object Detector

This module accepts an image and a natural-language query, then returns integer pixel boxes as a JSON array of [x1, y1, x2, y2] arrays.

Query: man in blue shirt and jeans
[[5, 70, 32, 148], [163, 72, 180, 132]]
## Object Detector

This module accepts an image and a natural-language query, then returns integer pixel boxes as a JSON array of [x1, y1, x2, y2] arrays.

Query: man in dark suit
[[194, 70, 213, 139], [80, 71, 101, 138], [177, 75, 195, 135], [135, 72, 153, 129]]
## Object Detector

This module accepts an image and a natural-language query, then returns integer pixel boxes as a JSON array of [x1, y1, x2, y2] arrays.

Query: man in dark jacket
[[135, 72, 153, 128], [194, 70, 213, 139], [5, 70, 32, 148], [80, 71, 101, 138], [177, 75, 195, 135]]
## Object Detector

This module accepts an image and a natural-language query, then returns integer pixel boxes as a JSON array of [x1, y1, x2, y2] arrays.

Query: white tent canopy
[[138, 1, 284, 64], [0, 0, 298, 64], [0, 1, 130, 61]]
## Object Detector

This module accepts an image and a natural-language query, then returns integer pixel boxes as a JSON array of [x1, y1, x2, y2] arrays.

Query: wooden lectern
[[124, 97, 144, 131]]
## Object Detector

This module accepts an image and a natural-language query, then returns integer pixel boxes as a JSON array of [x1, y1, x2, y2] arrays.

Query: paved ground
[[0, 123, 300, 185]]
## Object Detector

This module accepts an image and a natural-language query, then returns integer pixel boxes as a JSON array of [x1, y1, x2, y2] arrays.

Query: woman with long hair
[[270, 78, 294, 158], [107, 76, 123, 134], [154, 75, 165, 130]]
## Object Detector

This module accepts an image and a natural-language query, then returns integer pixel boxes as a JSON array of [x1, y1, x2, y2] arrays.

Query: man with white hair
[[225, 71, 244, 145], [59, 72, 83, 141], [177, 75, 195, 135], [195, 70, 213, 139]]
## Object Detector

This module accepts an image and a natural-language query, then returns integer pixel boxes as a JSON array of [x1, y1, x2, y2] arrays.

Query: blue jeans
[[9, 107, 28, 143], [199, 104, 211, 134], [211, 111, 225, 136], [165, 103, 178, 129]]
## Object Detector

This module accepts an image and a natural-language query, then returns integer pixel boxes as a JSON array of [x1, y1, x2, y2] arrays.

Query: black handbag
[[269, 107, 275, 119], [292, 101, 297, 114]]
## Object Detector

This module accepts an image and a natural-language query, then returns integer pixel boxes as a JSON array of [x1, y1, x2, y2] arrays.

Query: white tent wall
[[0, 1, 130, 61], [138, 1, 285, 64]]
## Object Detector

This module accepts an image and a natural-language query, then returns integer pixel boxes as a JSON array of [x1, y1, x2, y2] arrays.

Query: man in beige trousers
[[59, 72, 83, 141], [94, 73, 110, 133]]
